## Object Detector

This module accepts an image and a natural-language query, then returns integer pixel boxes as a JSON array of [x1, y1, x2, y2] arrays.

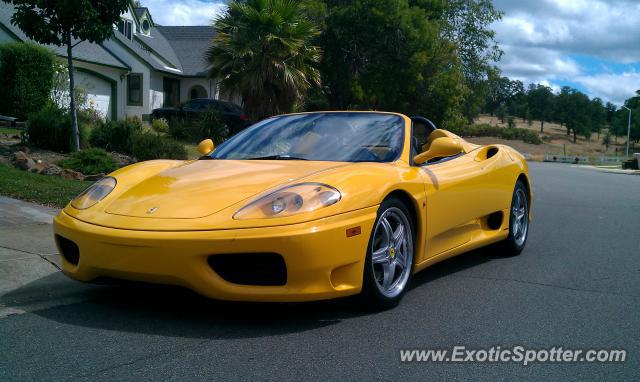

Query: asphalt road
[[1, 162, 639, 381]]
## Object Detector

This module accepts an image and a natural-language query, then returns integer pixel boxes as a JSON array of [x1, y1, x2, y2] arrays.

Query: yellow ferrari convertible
[[53, 111, 531, 308]]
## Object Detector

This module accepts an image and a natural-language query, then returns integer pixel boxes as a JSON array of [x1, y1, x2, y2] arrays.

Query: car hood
[[104, 160, 349, 219]]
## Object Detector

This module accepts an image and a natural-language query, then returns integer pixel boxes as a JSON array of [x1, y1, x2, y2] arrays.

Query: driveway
[[1, 162, 639, 380]]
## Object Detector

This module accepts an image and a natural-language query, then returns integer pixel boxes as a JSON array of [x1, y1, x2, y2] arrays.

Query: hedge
[[0, 42, 55, 120], [27, 102, 88, 152]]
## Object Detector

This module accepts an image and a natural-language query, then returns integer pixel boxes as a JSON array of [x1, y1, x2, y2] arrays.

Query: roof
[[157, 26, 216, 76], [134, 7, 154, 24], [134, 7, 146, 19], [0, 3, 215, 77], [0, 3, 129, 70], [106, 22, 188, 74]]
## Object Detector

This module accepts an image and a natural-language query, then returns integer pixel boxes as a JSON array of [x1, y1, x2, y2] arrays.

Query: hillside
[[469, 115, 630, 159]]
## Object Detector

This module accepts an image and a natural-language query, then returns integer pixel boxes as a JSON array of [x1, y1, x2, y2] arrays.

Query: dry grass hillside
[[470, 115, 630, 159]]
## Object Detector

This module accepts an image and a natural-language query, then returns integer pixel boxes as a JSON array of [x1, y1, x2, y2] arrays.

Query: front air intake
[[208, 253, 287, 286], [55, 235, 80, 265]]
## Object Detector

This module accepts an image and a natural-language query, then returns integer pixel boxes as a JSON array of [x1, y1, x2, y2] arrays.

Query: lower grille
[[208, 253, 287, 286]]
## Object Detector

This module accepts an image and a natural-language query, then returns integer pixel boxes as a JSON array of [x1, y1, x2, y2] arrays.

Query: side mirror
[[197, 139, 215, 156], [413, 137, 463, 165]]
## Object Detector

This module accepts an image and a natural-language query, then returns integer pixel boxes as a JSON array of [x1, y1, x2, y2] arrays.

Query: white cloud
[[492, 0, 640, 104], [497, 46, 581, 82], [143, 0, 227, 26], [574, 72, 640, 104]]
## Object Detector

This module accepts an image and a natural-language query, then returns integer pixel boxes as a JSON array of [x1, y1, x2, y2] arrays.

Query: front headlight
[[71, 177, 117, 210], [233, 183, 341, 220]]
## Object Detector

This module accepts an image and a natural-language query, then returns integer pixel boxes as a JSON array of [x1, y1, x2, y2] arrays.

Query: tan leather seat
[[420, 129, 450, 153]]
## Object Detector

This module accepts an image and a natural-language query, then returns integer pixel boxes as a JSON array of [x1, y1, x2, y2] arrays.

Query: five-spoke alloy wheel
[[500, 180, 530, 256], [361, 197, 415, 309]]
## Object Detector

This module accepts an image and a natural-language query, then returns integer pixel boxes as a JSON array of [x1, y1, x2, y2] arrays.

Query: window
[[142, 19, 150, 34], [127, 73, 143, 106], [117, 19, 133, 40], [211, 112, 404, 162]]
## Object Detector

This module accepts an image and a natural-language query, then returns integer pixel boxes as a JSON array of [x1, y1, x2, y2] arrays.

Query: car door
[[419, 150, 488, 258]]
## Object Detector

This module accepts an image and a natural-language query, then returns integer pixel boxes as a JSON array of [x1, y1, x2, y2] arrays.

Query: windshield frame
[[209, 111, 409, 163]]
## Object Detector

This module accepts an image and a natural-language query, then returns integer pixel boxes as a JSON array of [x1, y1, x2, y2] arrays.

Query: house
[[0, 1, 234, 120]]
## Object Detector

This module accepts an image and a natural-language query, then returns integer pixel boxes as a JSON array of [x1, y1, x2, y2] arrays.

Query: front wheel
[[360, 197, 415, 309], [499, 180, 530, 256]]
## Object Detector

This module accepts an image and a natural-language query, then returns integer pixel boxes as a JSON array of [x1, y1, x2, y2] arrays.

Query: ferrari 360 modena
[[53, 111, 531, 308]]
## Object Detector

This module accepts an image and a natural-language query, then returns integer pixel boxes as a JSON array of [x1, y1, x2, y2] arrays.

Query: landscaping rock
[[27, 162, 50, 174], [14, 151, 35, 170], [110, 152, 136, 167], [61, 169, 85, 181], [42, 164, 64, 177]]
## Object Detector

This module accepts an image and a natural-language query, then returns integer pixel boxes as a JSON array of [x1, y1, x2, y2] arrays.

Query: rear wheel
[[360, 197, 415, 309], [499, 180, 529, 256]]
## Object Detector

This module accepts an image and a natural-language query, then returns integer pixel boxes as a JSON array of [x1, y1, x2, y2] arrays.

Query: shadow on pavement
[[0, 246, 499, 339], [410, 245, 501, 290]]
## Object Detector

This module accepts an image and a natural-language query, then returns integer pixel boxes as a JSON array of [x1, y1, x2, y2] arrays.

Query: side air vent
[[486, 211, 503, 230], [476, 146, 500, 161]]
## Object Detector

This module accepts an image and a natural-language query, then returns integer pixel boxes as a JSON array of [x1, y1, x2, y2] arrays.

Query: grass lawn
[[0, 127, 21, 135], [0, 164, 91, 208]]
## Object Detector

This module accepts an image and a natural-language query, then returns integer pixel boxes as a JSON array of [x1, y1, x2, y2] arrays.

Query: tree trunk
[[66, 33, 80, 151], [540, 120, 544, 133], [573, 129, 577, 143]]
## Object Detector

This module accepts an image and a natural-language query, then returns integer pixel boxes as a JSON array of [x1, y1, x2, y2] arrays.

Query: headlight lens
[[233, 183, 341, 220], [71, 177, 117, 210]]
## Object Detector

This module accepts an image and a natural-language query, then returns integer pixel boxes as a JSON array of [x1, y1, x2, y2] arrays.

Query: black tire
[[498, 180, 530, 256], [359, 197, 416, 310]]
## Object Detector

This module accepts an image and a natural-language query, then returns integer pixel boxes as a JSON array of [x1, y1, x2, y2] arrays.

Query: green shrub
[[168, 118, 191, 141], [89, 118, 141, 152], [131, 132, 188, 160], [78, 108, 104, 127], [450, 124, 542, 145], [27, 102, 88, 152], [197, 109, 229, 143], [90, 117, 187, 160], [151, 118, 169, 134], [58, 148, 117, 175], [0, 42, 55, 119], [168, 110, 229, 143]]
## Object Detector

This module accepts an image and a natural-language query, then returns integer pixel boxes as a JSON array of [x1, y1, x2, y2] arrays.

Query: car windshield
[[210, 112, 405, 162]]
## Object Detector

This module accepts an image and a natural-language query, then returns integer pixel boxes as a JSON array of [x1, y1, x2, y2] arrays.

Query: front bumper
[[53, 207, 377, 302]]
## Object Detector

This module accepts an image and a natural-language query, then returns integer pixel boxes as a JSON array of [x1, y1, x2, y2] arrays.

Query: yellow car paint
[[53, 111, 531, 302]]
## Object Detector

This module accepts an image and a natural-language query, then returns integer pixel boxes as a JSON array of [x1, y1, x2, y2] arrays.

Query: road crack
[[69, 337, 218, 379], [0, 244, 61, 270]]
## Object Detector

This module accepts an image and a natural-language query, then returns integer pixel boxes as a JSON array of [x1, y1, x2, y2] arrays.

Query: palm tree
[[206, 0, 321, 122]]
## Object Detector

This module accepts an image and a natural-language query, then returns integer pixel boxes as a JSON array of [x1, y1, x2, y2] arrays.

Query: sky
[[144, 0, 640, 105]]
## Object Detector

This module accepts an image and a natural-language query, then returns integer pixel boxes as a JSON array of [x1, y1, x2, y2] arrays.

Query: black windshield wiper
[[245, 155, 309, 160]]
